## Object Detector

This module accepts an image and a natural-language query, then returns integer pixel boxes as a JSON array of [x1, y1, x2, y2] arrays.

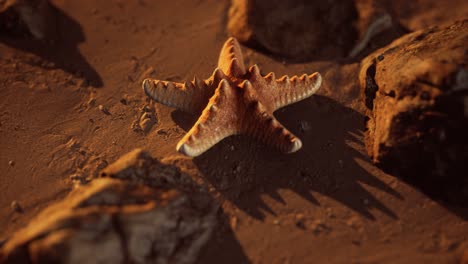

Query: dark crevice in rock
[[112, 214, 130, 264], [364, 60, 378, 110]]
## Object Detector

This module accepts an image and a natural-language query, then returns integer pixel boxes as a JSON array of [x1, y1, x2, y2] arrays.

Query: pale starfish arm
[[176, 80, 237, 157], [266, 72, 322, 110], [242, 100, 302, 153], [142, 77, 214, 113], [218, 37, 246, 77]]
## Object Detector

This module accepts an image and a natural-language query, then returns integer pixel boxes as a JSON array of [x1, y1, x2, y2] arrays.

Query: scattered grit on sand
[[0, 1, 467, 263]]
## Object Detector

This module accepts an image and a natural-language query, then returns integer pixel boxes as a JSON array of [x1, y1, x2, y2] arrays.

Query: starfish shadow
[[0, 3, 103, 88], [173, 95, 403, 221]]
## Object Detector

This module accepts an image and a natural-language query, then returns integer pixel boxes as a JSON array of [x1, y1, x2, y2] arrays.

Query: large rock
[[359, 20, 468, 201], [0, 0, 54, 39], [227, 0, 358, 61], [0, 149, 217, 264]]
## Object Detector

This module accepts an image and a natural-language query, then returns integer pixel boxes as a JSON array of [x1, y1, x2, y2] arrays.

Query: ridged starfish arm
[[265, 71, 322, 110], [142, 77, 215, 113], [176, 80, 238, 157], [218, 37, 246, 77], [241, 97, 302, 154]]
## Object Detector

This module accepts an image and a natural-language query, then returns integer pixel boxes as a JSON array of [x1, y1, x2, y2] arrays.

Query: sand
[[0, 0, 467, 263]]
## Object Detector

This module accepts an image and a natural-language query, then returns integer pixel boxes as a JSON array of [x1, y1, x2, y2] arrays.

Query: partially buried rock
[[0, 0, 55, 39], [227, 0, 358, 61], [359, 20, 468, 202], [0, 149, 217, 264]]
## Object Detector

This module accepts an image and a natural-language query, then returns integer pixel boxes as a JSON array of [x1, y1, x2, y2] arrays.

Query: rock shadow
[[173, 95, 402, 221], [196, 207, 251, 264], [0, 3, 103, 87]]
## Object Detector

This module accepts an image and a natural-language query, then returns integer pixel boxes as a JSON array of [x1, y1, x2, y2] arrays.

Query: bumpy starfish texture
[[143, 37, 322, 157]]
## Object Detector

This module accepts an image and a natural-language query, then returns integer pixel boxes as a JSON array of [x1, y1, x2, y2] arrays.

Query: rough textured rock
[[359, 20, 468, 201], [227, 0, 358, 61], [0, 149, 217, 264]]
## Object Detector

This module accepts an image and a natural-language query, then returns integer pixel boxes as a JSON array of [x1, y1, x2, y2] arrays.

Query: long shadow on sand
[[173, 95, 403, 221], [0, 3, 103, 87]]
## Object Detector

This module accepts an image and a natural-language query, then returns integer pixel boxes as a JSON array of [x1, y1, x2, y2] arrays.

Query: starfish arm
[[176, 80, 237, 157], [242, 100, 302, 153], [265, 72, 322, 110], [142, 77, 214, 113], [218, 37, 246, 77]]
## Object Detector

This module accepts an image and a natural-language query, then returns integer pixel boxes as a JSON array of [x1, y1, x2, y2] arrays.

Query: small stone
[[295, 214, 306, 229], [273, 219, 280, 225], [139, 112, 155, 133], [70, 174, 86, 186], [299, 121, 311, 133], [11, 201, 23, 213], [77, 79, 89, 88], [140, 119, 154, 132], [157, 129, 168, 135], [98, 105, 110, 115], [8, 160, 15, 167], [87, 97, 96, 107], [230, 216, 238, 229]]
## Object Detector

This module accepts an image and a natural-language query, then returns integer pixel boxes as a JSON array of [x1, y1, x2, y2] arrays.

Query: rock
[[359, 20, 468, 202], [299, 121, 311, 133], [98, 104, 110, 115], [0, 0, 55, 39], [10, 200, 22, 213], [0, 149, 217, 264], [87, 97, 96, 107], [139, 112, 156, 133], [8, 160, 14, 167], [227, 0, 358, 61], [77, 79, 89, 88]]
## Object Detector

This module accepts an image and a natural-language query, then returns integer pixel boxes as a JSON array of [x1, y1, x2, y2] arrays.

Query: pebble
[[230, 216, 238, 229], [98, 105, 110, 115], [273, 219, 280, 225], [140, 113, 155, 132], [77, 79, 89, 88], [157, 129, 168, 135], [295, 214, 306, 229], [299, 121, 311, 133], [8, 160, 15, 166], [10, 200, 23, 213], [87, 97, 96, 107]]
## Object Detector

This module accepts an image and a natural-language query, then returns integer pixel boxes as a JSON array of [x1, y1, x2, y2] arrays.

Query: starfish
[[142, 37, 322, 157]]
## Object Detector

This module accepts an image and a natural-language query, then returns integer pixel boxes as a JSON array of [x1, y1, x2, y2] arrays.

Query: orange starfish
[[142, 37, 322, 157]]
